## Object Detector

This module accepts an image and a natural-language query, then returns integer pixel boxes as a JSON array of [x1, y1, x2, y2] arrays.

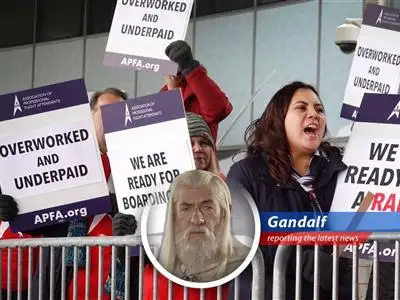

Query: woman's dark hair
[[245, 81, 330, 184]]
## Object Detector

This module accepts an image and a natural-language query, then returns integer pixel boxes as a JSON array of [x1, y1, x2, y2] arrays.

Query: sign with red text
[[332, 92, 400, 262]]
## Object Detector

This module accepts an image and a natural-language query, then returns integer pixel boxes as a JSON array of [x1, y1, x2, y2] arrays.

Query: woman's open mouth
[[304, 124, 319, 137]]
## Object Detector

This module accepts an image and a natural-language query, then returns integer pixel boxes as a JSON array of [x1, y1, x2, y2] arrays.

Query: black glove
[[0, 194, 18, 221], [112, 212, 137, 236], [112, 213, 137, 263], [165, 40, 200, 76]]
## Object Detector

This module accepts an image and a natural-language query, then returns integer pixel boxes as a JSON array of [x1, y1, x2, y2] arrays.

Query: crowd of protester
[[0, 39, 390, 300]]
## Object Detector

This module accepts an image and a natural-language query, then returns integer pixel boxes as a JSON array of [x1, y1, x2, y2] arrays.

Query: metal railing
[[272, 232, 400, 300], [0, 235, 265, 300]]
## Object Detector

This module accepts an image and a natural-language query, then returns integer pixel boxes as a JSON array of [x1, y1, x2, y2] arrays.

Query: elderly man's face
[[174, 185, 222, 264], [175, 185, 221, 236]]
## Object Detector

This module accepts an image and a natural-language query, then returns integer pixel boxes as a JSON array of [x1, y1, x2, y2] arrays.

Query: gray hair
[[158, 170, 234, 278]]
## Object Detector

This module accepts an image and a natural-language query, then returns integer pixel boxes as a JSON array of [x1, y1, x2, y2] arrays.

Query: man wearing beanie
[[161, 40, 232, 143]]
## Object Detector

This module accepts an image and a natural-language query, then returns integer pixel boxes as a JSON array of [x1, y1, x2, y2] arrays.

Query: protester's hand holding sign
[[112, 212, 138, 262], [164, 40, 200, 90], [165, 40, 199, 77], [160, 40, 233, 143]]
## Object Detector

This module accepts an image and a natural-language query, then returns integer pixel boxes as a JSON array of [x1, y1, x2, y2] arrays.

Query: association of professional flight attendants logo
[[387, 100, 400, 120], [13, 95, 22, 117], [125, 103, 132, 126], [376, 9, 383, 24]]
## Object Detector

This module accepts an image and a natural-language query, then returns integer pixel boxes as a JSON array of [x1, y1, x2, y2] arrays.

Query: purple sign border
[[0, 79, 89, 122], [356, 93, 400, 124], [340, 103, 358, 121], [130, 247, 140, 257], [341, 241, 396, 262], [104, 52, 178, 75], [101, 89, 186, 134], [363, 3, 400, 32], [9, 195, 112, 233]]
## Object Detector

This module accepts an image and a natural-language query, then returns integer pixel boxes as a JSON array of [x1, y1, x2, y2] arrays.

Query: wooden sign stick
[[338, 191, 374, 256]]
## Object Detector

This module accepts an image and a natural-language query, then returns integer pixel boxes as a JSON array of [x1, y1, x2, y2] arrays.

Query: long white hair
[[158, 170, 234, 278]]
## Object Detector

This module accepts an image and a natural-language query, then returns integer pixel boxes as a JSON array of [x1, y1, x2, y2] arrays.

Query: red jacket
[[67, 215, 112, 300], [161, 66, 233, 143], [67, 154, 113, 300], [0, 222, 39, 291], [143, 264, 229, 300]]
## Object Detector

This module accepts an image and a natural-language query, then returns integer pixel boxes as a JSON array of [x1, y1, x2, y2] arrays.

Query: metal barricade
[[0, 235, 265, 300], [272, 232, 400, 300]]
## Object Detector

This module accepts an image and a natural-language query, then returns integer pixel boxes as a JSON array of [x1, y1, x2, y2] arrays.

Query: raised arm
[[165, 40, 233, 141]]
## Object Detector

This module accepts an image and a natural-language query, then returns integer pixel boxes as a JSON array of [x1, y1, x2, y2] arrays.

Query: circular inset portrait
[[141, 169, 260, 289]]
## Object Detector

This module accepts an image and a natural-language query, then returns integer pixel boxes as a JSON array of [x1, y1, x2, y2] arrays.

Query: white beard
[[175, 226, 219, 272]]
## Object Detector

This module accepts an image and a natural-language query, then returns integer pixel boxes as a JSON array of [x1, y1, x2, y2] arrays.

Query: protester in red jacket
[[0, 220, 38, 298], [161, 40, 233, 143]]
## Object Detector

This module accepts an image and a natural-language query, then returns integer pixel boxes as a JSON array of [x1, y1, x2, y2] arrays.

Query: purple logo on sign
[[376, 9, 383, 24], [125, 103, 132, 126], [386, 100, 400, 121], [13, 95, 23, 116]]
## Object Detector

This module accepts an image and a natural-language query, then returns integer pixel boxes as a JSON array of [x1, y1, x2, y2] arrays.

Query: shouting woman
[[227, 81, 353, 300]]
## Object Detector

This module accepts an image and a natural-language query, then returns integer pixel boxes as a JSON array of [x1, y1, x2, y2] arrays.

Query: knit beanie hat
[[186, 112, 215, 150]]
